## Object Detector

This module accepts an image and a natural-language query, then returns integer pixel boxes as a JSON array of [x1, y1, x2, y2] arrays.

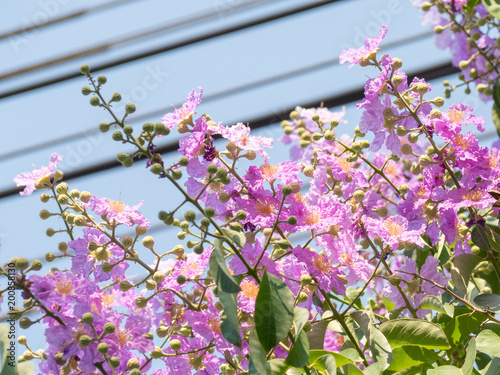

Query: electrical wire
[[0, 30, 435, 162], [0, 0, 341, 100], [0, 0, 282, 81], [0, 0, 139, 41], [0, 61, 459, 200]]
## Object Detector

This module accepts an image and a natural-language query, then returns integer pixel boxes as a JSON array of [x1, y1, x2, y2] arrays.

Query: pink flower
[[217, 122, 273, 160], [178, 116, 208, 159], [14, 153, 62, 195], [364, 215, 425, 251], [340, 25, 388, 68], [238, 278, 259, 313], [86, 196, 150, 228], [161, 87, 203, 131]]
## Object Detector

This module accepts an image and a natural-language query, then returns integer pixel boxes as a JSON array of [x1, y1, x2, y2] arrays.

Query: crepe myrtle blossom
[[339, 24, 388, 68], [384, 256, 447, 318], [14, 153, 63, 195], [85, 195, 150, 228], [364, 215, 425, 251], [161, 87, 203, 131], [217, 122, 273, 160]]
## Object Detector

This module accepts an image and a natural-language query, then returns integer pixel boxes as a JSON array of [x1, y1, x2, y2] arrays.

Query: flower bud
[[419, 155, 433, 167], [177, 275, 187, 285], [45, 252, 55, 262], [58, 242, 68, 253], [81, 86, 92, 95], [30, 259, 42, 271], [81, 313, 93, 325], [97, 342, 109, 355], [142, 236, 155, 249], [300, 274, 312, 286], [171, 168, 182, 180], [400, 144, 413, 155], [434, 25, 445, 34], [290, 110, 300, 120], [112, 130, 123, 141], [127, 358, 141, 370], [151, 346, 166, 359], [79, 335, 92, 347], [287, 216, 297, 225], [324, 131, 335, 141], [103, 322, 115, 334], [353, 189, 365, 203], [119, 280, 133, 292], [109, 357, 120, 368], [97, 75, 107, 85], [297, 292, 308, 303], [18, 336, 27, 345], [184, 210, 196, 222], [432, 97, 445, 107], [375, 206, 388, 217], [396, 126, 409, 137], [39, 209, 51, 220], [170, 339, 182, 352], [145, 279, 156, 290], [392, 58, 402, 70], [122, 236, 134, 248], [282, 185, 293, 196], [388, 274, 402, 286], [89, 96, 100, 107], [101, 262, 114, 273], [459, 60, 469, 71], [408, 133, 419, 144], [79, 64, 90, 75], [392, 75, 403, 87], [303, 166, 315, 177], [125, 103, 136, 114]]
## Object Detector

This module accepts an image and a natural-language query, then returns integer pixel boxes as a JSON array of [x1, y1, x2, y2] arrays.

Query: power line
[[0, 0, 139, 41], [0, 30, 435, 162], [0, 0, 281, 81], [0, 0, 341, 100], [0, 61, 459, 200]]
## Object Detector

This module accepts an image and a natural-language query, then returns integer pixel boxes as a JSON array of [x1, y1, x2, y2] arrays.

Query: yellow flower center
[[108, 200, 125, 213], [312, 253, 334, 273], [340, 252, 353, 265], [385, 221, 403, 237], [117, 329, 130, 347], [462, 189, 482, 202], [240, 280, 259, 300], [453, 134, 471, 150], [260, 164, 279, 180], [337, 158, 352, 173], [304, 210, 321, 225], [489, 153, 499, 169], [55, 280, 74, 295], [449, 109, 464, 123], [208, 317, 221, 333], [256, 199, 276, 215], [293, 193, 307, 204]]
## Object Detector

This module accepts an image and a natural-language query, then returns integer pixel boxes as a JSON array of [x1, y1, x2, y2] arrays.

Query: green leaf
[[293, 307, 310, 337], [428, 365, 462, 375], [492, 103, 500, 138], [464, 0, 481, 10], [255, 270, 294, 352], [351, 310, 392, 370], [362, 362, 380, 375], [419, 295, 453, 317], [480, 357, 500, 375], [474, 293, 500, 312], [391, 364, 433, 375], [286, 331, 310, 368], [462, 337, 476, 375], [476, 328, 500, 357], [310, 354, 336, 374], [387, 346, 442, 371], [445, 310, 487, 349], [248, 328, 270, 375], [268, 359, 289, 375], [209, 240, 241, 294], [451, 253, 482, 296], [218, 290, 242, 347], [379, 319, 450, 350], [0, 324, 34, 375], [308, 350, 354, 367], [471, 225, 492, 251], [493, 80, 500, 110], [221, 228, 246, 248], [482, 0, 500, 21], [347, 364, 364, 375], [306, 319, 328, 350], [485, 225, 500, 253]]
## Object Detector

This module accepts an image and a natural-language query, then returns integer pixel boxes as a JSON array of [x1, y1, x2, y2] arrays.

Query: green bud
[[58, 242, 68, 253], [200, 217, 210, 228], [119, 280, 133, 292], [45, 252, 56, 262], [150, 163, 164, 175], [18, 336, 27, 346], [194, 244, 204, 254], [79, 64, 90, 75], [111, 92, 122, 102], [171, 168, 182, 180], [179, 156, 189, 166], [81, 86, 92, 95], [82, 313, 94, 324], [408, 133, 419, 144], [79, 335, 92, 347], [89, 96, 100, 107], [207, 164, 218, 175], [204, 207, 215, 217], [30, 259, 42, 271], [297, 292, 308, 303], [170, 339, 182, 352], [123, 125, 133, 136], [97, 75, 107, 85], [142, 236, 155, 249], [216, 167, 228, 179], [109, 357, 120, 368], [15, 258, 29, 271], [101, 262, 114, 273], [376, 206, 388, 217], [235, 210, 246, 220], [125, 103, 136, 114], [142, 122, 155, 132], [39, 209, 51, 220], [112, 130, 123, 141], [300, 274, 312, 286], [312, 132, 323, 141], [97, 342, 108, 354], [287, 216, 297, 225], [177, 275, 187, 285], [103, 322, 115, 334], [282, 185, 293, 196], [129, 369, 141, 375], [330, 119, 339, 128], [401, 144, 413, 155], [459, 60, 469, 70], [290, 110, 300, 120], [324, 130, 335, 141], [353, 189, 365, 202], [184, 210, 196, 222]]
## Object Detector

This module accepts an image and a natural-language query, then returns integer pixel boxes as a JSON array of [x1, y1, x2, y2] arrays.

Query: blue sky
[[1, 0, 498, 371]]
